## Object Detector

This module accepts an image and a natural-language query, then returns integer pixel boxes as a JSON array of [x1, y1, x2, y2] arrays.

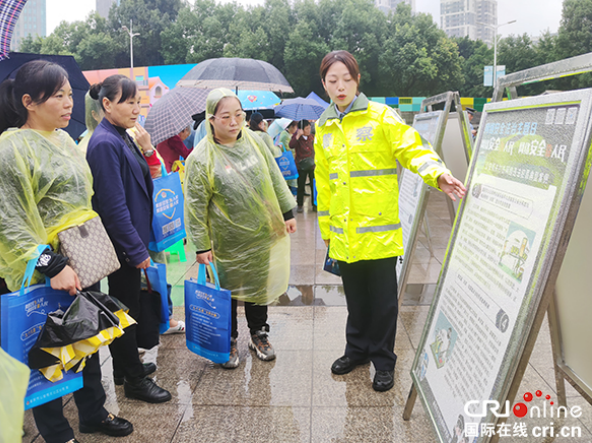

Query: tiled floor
[[22, 192, 592, 442]]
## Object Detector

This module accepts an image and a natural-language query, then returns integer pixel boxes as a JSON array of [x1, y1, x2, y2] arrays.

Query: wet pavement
[[22, 192, 592, 442]]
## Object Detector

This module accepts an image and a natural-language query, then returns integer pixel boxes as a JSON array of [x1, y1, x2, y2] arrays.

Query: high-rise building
[[440, 0, 497, 46], [97, 0, 119, 19], [11, 0, 46, 51], [375, 0, 416, 15]]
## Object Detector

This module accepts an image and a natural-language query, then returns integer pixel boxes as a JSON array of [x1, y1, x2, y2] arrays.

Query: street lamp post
[[492, 20, 517, 88], [122, 20, 140, 81]]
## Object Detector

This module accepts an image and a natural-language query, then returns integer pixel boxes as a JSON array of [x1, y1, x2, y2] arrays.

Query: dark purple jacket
[[86, 118, 154, 267]]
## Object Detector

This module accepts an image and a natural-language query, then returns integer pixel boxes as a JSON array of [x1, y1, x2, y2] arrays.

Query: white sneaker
[[162, 320, 186, 335]]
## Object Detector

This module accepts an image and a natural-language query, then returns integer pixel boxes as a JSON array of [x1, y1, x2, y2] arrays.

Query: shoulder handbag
[[58, 216, 120, 289], [297, 156, 315, 171]]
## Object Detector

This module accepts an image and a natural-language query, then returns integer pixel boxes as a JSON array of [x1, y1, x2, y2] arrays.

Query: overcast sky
[[47, 0, 562, 39]]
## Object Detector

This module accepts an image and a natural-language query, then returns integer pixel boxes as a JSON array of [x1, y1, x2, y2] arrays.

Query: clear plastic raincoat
[[184, 89, 296, 305], [258, 131, 282, 158], [78, 91, 103, 154], [0, 129, 96, 291]]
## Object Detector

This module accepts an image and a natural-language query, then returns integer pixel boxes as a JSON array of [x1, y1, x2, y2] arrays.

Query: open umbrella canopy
[[237, 89, 281, 110], [177, 57, 294, 93], [267, 118, 292, 139], [145, 87, 210, 146], [0, 53, 90, 139], [274, 97, 326, 121], [0, 0, 27, 60]]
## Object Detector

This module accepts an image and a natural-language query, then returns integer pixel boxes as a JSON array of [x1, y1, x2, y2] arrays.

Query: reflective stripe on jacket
[[314, 93, 450, 263]]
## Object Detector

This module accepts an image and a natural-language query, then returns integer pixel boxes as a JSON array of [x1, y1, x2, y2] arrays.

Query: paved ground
[[22, 192, 592, 442]]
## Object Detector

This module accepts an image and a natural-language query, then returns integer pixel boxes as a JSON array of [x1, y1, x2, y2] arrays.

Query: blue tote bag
[[275, 143, 299, 181], [149, 165, 187, 252], [185, 263, 231, 364], [145, 262, 170, 334], [0, 245, 83, 410]]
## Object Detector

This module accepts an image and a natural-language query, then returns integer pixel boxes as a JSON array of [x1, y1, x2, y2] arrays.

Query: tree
[[19, 35, 43, 53], [556, 0, 592, 58], [109, 0, 183, 67], [284, 21, 329, 96], [160, 0, 237, 64], [331, 0, 386, 95], [453, 37, 493, 97], [379, 5, 462, 96], [77, 33, 119, 69]]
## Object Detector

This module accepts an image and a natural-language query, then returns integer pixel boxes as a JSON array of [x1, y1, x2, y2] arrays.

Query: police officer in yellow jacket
[[315, 51, 466, 392]]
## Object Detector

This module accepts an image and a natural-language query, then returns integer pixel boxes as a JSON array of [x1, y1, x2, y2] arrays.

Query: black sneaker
[[249, 330, 276, 361]]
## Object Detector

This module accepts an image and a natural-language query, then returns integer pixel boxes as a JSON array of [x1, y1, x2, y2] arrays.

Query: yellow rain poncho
[[184, 89, 296, 304], [258, 131, 282, 158], [78, 91, 103, 154], [0, 129, 96, 291], [0, 348, 29, 443]]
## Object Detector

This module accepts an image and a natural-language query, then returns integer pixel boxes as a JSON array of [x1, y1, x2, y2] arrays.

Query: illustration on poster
[[499, 222, 536, 282], [429, 312, 458, 369]]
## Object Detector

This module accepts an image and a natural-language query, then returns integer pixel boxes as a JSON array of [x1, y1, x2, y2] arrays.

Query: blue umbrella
[[274, 97, 326, 120], [237, 90, 281, 110]]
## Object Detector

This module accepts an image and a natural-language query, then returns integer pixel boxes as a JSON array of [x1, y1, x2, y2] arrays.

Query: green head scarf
[[205, 88, 243, 143]]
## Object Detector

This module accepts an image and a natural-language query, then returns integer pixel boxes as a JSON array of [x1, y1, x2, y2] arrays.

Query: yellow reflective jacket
[[315, 94, 450, 263], [0, 129, 96, 290]]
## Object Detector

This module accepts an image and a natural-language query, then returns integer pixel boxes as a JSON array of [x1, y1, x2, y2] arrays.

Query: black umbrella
[[0, 52, 90, 139], [28, 291, 135, 381], [177, 57, 294, 94]]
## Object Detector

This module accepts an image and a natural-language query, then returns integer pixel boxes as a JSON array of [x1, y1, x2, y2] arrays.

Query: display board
[[550, 166, 592, 399], [397, 110, 445, 286], [407, 90, 592, 443], [440, 113, 472, 213]]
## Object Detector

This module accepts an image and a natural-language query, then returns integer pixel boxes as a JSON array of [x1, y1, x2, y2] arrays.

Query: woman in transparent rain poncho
[[185, 88, 297, 369], [77, 90, 104, 153], [0, 60, 133, 443]]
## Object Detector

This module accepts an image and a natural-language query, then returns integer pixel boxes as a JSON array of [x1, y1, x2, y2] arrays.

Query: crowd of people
[[0, 50, 465, 443]]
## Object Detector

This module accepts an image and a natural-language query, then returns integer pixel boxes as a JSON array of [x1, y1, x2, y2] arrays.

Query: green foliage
[[379, 6, 461, 96], [17, 0, 585, 98], [453, 37, 492, 97]]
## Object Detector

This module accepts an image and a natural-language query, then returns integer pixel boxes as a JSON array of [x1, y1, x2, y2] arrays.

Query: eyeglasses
[[212, 111, 246, 125]]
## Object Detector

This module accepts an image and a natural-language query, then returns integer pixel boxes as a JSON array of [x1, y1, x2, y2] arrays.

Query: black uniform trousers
[[337, 257, 399, 371], [231, 298, 268, 339], [107, 262, 145, 380], [32, 282, 109, 443]]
